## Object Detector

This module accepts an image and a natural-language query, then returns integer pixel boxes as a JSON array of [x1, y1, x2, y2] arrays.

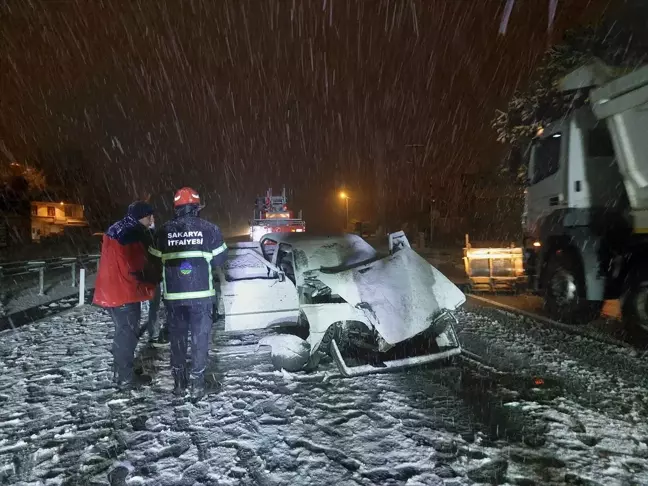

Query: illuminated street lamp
[[339, 191, 350, 231]]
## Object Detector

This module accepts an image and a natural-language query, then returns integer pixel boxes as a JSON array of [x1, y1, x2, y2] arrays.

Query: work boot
[[189, 374, 206, 402], [172, 369, 188, 397], [112, 372, 130, 392], [113, 371, 153, 392], [132, 370, 153, 388]]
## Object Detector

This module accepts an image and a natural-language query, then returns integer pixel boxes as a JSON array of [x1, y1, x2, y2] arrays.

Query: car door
[[388, 230, 411, 253], [272, 242, 297, 284], [217, 242, 300, 332]]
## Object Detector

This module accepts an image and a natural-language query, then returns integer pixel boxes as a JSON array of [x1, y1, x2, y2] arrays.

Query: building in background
[[30, 200, 88, 241]]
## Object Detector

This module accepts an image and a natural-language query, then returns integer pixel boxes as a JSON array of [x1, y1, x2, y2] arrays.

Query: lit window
[[47, 207, 55, 217]]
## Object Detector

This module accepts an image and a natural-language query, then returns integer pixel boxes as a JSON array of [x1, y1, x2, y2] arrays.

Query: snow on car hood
[[315, 248, 466, 344], [292, 234, 378, 272]]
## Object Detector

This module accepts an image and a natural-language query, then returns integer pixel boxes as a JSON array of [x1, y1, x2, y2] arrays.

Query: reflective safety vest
[[149, 244, 227, 301], [149, 215, 228, 303]]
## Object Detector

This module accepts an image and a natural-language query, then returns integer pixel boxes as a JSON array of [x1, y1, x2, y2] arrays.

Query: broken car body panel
[[218, 232, 465, 375], [315, 247, 465, 345], [300, 302, 373, 352]]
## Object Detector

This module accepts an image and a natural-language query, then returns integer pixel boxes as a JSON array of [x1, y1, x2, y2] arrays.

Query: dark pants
[[167, 302, 213, 380], [146, 284, 163, 339], [109, 303, 142, 382]]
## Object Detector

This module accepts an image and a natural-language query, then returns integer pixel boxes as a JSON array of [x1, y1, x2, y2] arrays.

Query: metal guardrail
[[0, 254, 100, 297]]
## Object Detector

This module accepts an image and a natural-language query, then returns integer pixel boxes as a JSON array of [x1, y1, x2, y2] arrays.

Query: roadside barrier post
[[0, 267, 4, 315], [38, 267, 45, 296], [78, 268, 86, 306]]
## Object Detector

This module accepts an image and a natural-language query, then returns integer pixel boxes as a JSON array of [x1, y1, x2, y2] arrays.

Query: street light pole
[[345, 197, 349, 231], [339, 191, 350, 231]]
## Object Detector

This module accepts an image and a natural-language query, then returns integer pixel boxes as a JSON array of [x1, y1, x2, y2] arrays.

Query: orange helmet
[[174, 187, 201, 207]]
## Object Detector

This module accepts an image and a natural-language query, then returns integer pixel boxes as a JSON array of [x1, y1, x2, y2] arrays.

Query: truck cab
[[523, 60, 648, 333]]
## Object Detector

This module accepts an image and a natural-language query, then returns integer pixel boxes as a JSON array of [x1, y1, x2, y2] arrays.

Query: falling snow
[[3, 2, 648, 484], [0, 0, 621, 234]]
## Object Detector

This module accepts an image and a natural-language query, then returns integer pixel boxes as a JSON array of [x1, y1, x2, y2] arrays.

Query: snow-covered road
[[1, 304, 648, 485]]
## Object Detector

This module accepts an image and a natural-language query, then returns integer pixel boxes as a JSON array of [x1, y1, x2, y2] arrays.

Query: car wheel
[[318, 322, 350, 356]]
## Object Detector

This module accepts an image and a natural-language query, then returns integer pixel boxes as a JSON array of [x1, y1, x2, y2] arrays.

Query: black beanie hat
[[127, 201, 154, 220]]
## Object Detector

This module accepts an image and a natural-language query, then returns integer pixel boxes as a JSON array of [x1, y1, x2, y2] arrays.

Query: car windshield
[[222, 248, 273, 281], [290, 235, 379, 272]]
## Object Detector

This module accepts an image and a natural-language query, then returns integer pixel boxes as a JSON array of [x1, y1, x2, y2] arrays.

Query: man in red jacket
[[94, 201, 160, 389]]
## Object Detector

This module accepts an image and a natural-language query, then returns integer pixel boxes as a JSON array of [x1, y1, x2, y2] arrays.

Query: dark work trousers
[[109, 302, 142, 382], [166, 302, 214, 380], [146, 284, 163, 339]]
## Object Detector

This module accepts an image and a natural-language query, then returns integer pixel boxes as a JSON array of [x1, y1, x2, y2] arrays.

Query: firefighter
[[148, 187, 228, 400]]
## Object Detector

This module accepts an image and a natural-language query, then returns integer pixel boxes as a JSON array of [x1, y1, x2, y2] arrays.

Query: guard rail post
[[78, 268, 86, 306], [0, 267, 5, 317], [38, 267, 45, 296], [71, 262, 77, 287]]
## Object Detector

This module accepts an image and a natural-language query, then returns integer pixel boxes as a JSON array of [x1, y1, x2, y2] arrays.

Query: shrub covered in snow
[[493, 17, 648, 181]]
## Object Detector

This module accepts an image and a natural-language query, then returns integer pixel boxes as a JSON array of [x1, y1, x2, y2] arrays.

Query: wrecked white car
[[216, 231, 465, 376]]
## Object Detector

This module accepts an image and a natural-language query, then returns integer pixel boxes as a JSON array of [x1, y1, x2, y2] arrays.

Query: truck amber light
[[533, 241, 541, 247]]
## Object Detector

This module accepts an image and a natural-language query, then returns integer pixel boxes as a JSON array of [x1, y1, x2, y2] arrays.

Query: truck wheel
[[621, 279, 648, 337], [544, 254, 602, 324]]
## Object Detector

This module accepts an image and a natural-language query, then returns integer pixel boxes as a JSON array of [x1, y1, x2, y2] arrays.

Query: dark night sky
[[0, 0, 611, 233]]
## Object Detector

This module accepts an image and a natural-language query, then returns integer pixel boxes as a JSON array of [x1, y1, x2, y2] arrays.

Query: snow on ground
[[457, 305, 648, 421], [457, 306, 648, 484], [2, 272, 96, 315], [0, 304, 648, 484], [0, 306, 485, 485]]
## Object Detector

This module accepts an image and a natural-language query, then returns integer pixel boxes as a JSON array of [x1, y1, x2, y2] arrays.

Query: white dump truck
[[522, 60, 648, 334]]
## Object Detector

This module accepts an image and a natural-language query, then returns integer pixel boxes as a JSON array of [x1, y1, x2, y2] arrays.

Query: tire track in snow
[[457, 304, 648, 421], [467, 293, 640, 350], [2, 306, 648, 484]]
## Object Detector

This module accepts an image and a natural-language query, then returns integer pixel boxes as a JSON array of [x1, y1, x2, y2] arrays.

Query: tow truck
[[249, 188, 306, 242]]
